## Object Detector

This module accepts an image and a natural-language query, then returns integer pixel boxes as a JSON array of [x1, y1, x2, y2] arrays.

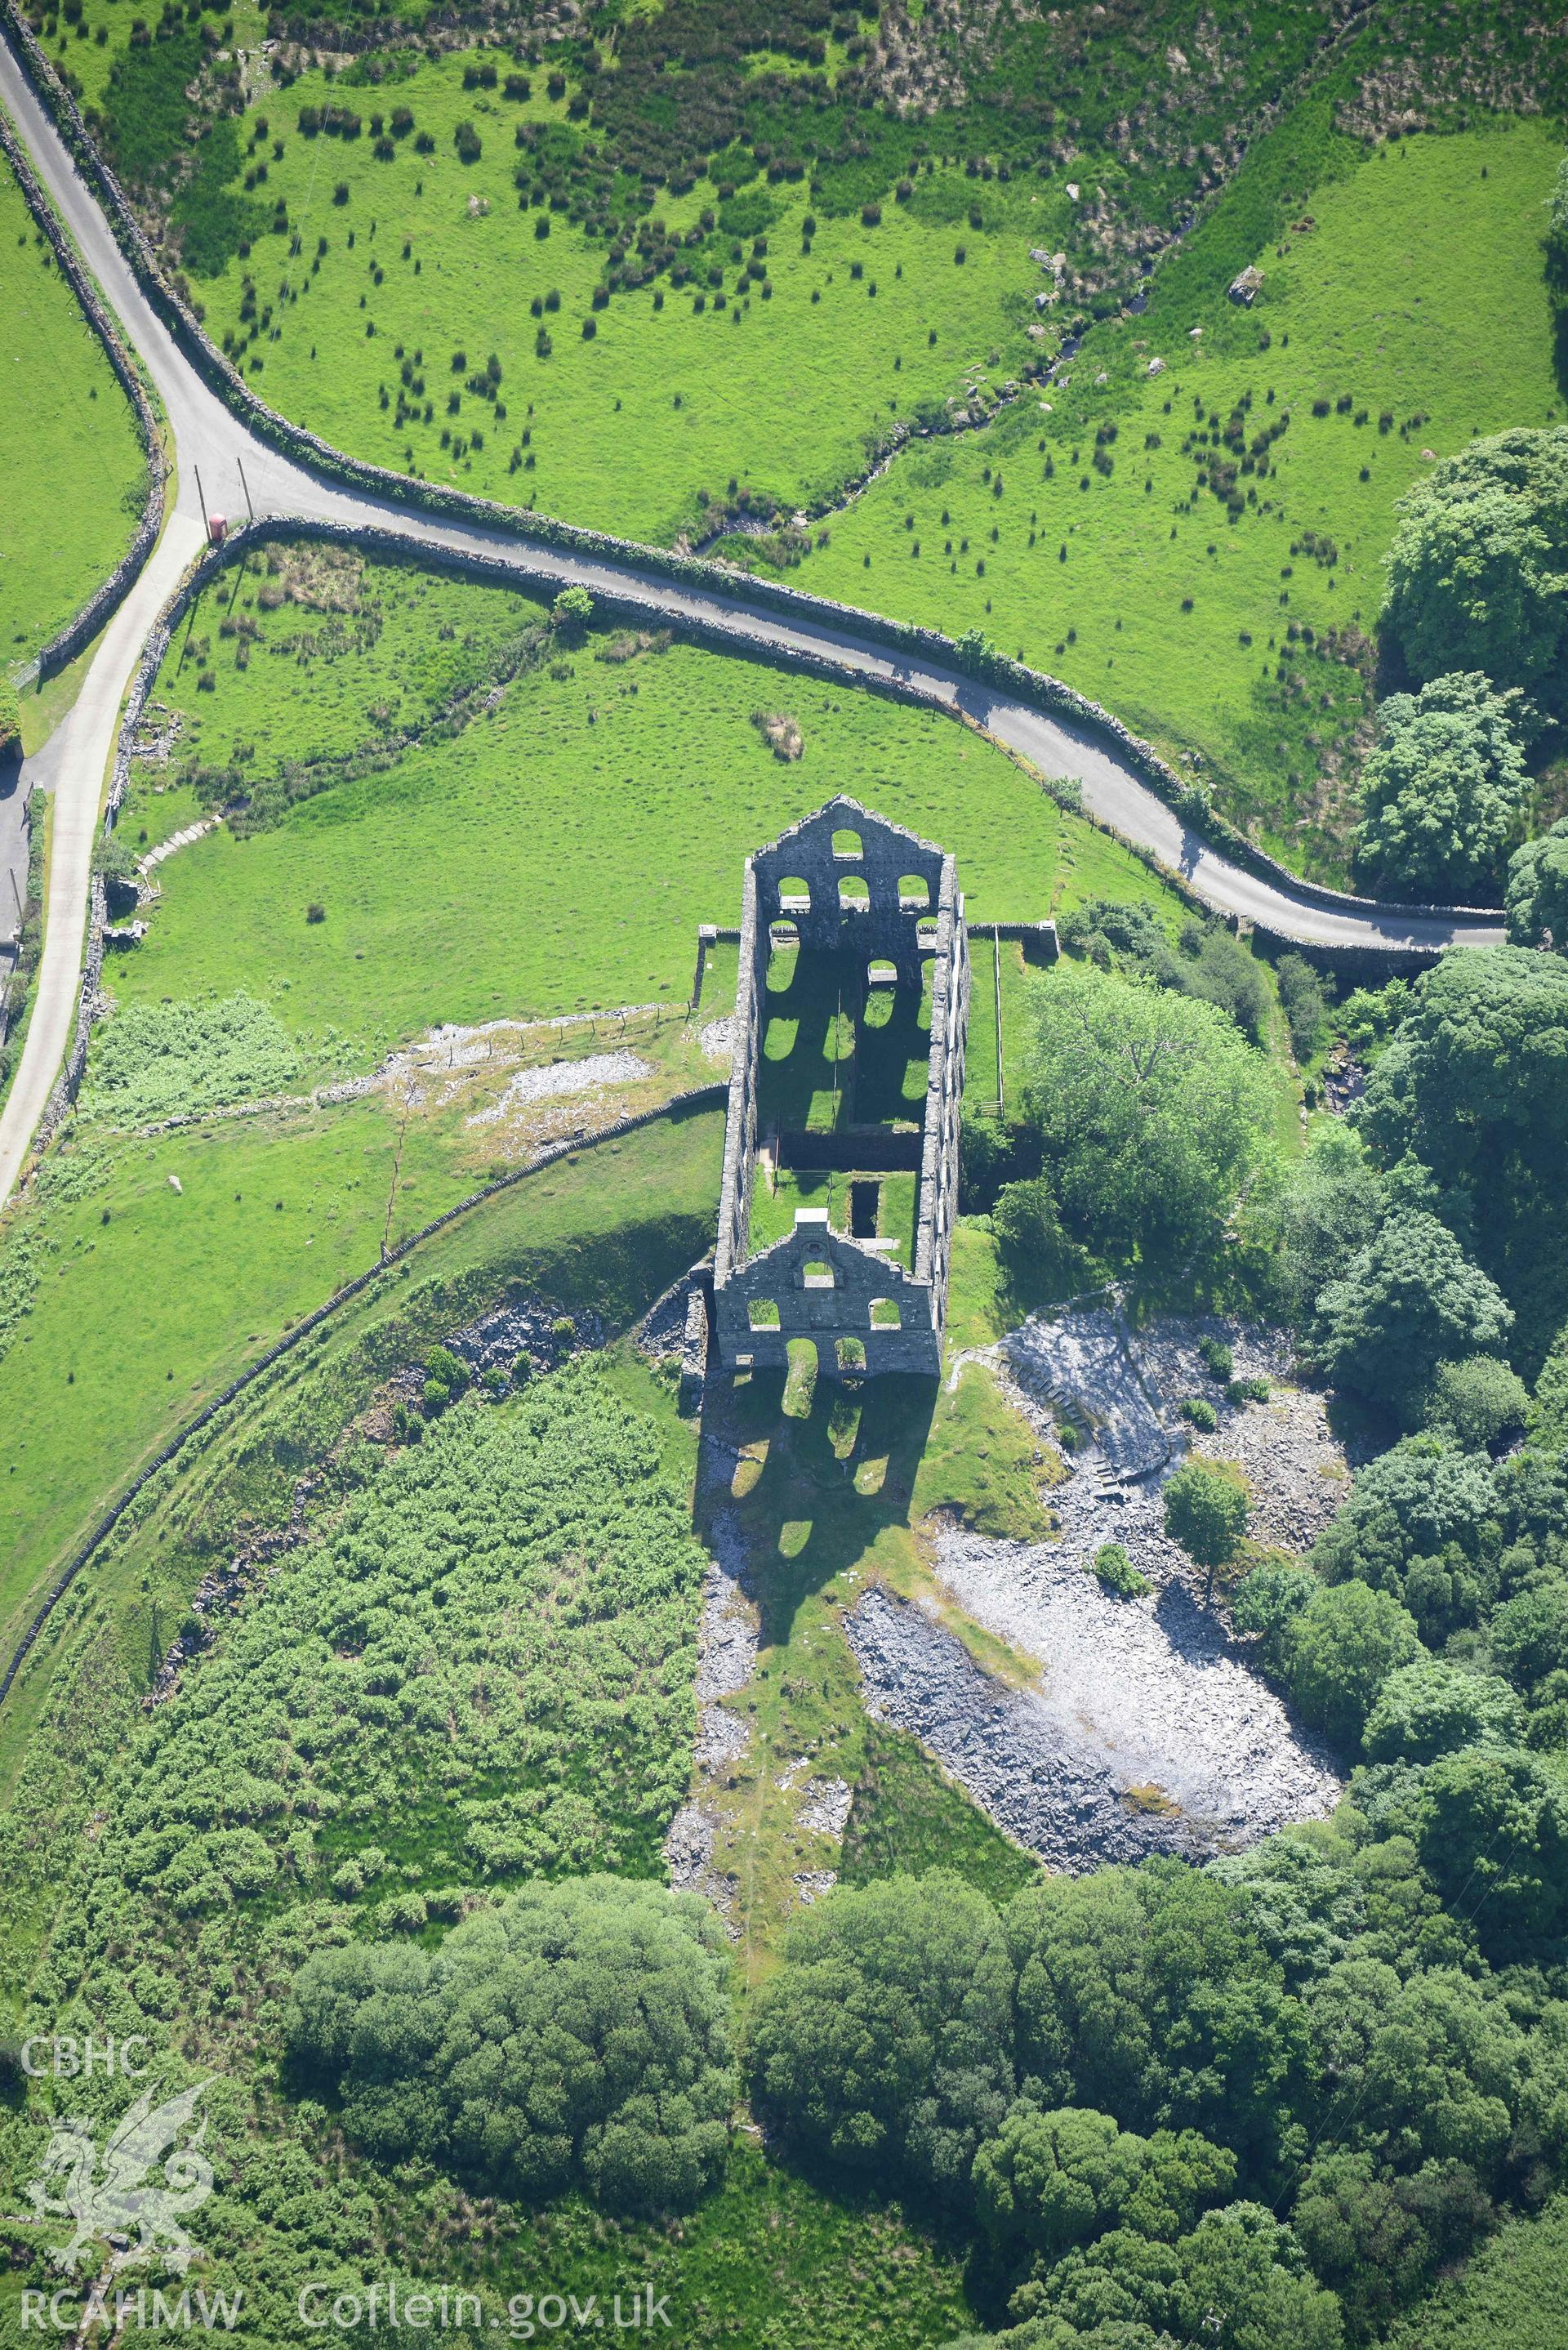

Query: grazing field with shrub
[[182, 51, 1048, 544], [0, 148, 145, 662], [106, 547, 1183, 1072], [807, 113, 1564, 877], [43, 3, 1373, 546], [18, 7, 1565, 879]]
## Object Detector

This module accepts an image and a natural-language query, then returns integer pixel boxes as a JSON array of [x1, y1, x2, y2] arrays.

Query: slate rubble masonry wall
[[0, 108, 165, 680], [0, 4, 1502, 928], [712, 796, 968, 1380]]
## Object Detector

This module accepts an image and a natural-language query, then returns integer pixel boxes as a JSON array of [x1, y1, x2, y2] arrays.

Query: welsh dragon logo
[[28, 2079, 216, 2276]]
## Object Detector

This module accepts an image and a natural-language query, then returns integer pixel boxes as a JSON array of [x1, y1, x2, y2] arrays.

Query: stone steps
[[138, 814, 222, 876]]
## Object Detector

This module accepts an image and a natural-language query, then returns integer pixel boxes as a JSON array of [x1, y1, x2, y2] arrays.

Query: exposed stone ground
[[345, 1008, 684, 1159], [846, 1585, 1223, 1868], [920, 1517, 1341, 1859], [442, 1299, 603, 1383], [990, 1301, 1169, 1479], [978, 1308, 1369, 1548], [845, 1309, 1353, 1869], [464, 1048, 652, 1125], [664, 1389, 863, 1928], [666, 1308, 1356, 1920], [698, 1017, 735, 1066], [663, 1425, 760, 1935], [637, 1273, 699, 1364], [136, 812, 221, 876], [381, 1010, 662, 1110]]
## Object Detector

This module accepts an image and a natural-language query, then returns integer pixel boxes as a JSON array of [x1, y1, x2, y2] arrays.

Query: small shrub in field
[[1227, 1376, 1271, 1405], [751, 709, 803, 760], [1197, 1335, 1234, 1381], [552, 586, 594, 636], [427, 1345, 470, 1388], [1092, 1542, 1151, 1599], [1180, 1396, 1218, 1431], [305, 902, 325, 923]]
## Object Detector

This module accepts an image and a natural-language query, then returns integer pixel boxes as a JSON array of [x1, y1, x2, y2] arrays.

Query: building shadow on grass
[[696, 1356, 937, 1652]]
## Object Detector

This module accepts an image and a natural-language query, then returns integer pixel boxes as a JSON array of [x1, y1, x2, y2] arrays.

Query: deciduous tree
[[1505, 815, 1568, 952], [746, 1871, 1015, 2193], [1381, 427, 1568, 711], [286, 1874, 734, 2214], [1353, 673, 1530, 899], [1312, 1213, 1512, 1418], [1018, 967, 1275, 1264], [1164, 1457, 1251, 1604], [1279, 1582, 1422, 1748]]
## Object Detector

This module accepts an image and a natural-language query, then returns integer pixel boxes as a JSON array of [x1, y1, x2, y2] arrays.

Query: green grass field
[[801, 111, 1565, 876], [840, 1716, 1040, 1909], [0, 147, 146, 662], [0, 1100, 726, 1782], [18, 8, 1562, 884], [0, 1103, 475, 1671], [47, 2, 1370, 551], [108, 546, 1183, 1075], [183, 80, 1562, 879], [180, 50, 1048, 544]]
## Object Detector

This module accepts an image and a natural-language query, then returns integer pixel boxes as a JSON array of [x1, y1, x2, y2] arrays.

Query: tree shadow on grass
[[697, 1361, 936, 1652]]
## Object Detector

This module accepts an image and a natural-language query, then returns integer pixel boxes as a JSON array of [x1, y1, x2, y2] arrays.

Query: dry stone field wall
[[0, 7, 1508, 929]]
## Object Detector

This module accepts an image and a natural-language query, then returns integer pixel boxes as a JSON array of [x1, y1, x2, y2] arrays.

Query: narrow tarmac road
[[0, 32, 1506, 1208]]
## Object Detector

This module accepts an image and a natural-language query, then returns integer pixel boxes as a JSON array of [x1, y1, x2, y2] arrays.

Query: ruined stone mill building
[[712, 797, 969, 1379]]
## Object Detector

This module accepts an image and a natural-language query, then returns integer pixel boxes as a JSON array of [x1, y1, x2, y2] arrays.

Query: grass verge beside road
[[0, 142, 145, 663]]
